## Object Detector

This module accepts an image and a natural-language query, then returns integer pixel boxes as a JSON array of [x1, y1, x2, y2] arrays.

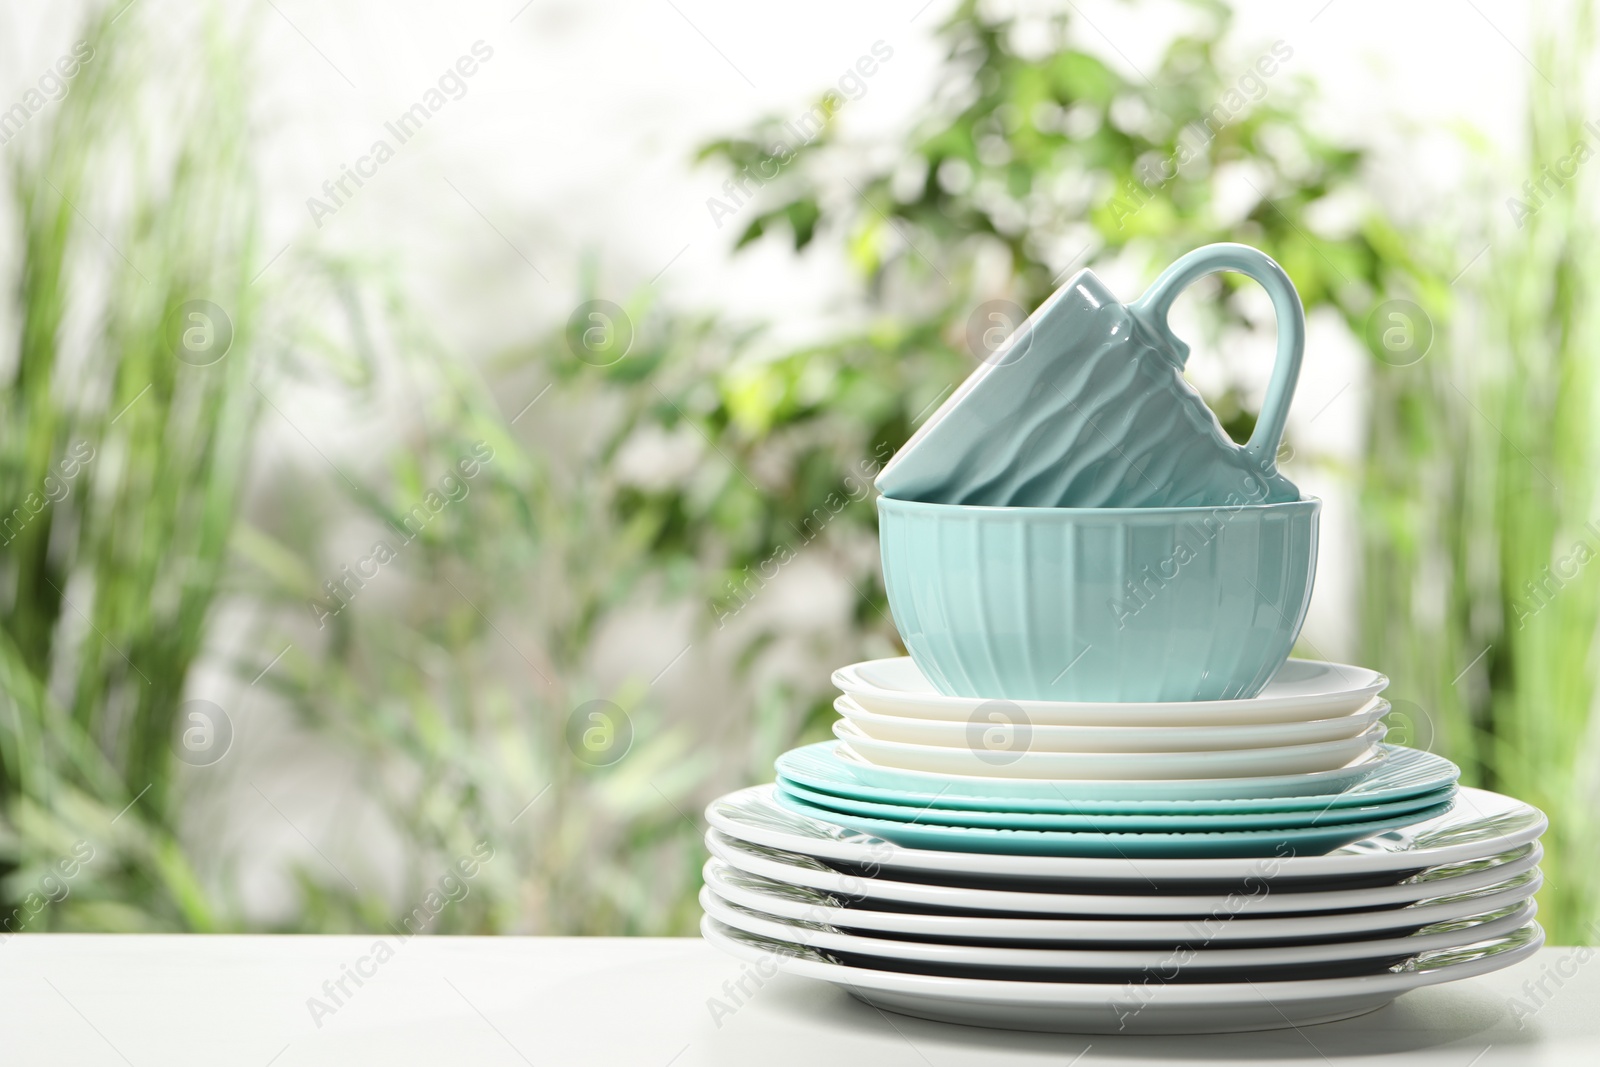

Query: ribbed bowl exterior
[[878, 496, 1320, 703]]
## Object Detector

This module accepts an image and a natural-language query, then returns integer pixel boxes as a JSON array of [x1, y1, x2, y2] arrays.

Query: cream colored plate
[[835, 719, 1387, 779], [834, 694, 1391, 752], [834, 656, 1388, 726]]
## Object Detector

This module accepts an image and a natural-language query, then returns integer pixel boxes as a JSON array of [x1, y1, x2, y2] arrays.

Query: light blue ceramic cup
[[876, 243, 1306, 509], [878, 493, 1319, 702]]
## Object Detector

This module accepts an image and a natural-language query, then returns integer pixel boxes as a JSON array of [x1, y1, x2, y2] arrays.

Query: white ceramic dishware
[[806, 742, 1420, 799], [703, 859, 1541, 943], [835, 719, 1387, 780], [833, 657, 1388, 727], [833, 694, 1391, 752], [702, 916, 1543, 1035], [704, 833, 1544, 917], [702, 886, 1537, 975]]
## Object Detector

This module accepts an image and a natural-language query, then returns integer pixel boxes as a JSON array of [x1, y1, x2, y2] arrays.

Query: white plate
[[796, 741, 1455, 806], [835, 694, 1391, 752], [829, 740, 1395, 800], [704, 784, 1546, 883], [705, 831, 1544, 916], [702, 915, 1543, 1034], [836, 719, 1387, 779], [703, 859, 1541, 943], [702, 886, 1537, 974], [834, 657, 1389, 727]]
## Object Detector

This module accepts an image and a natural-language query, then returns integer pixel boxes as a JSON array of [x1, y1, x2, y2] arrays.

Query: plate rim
[[834, 693, 1393, 749], [834, 719, 1388, 779], [705, 783, 1546, 881], [703, 832, 1545, 916], [772, 784, 1455, 856], [701, 884, 1539, 972], [700, 914, 1544, 1006], [834, 656, 1389, 724], [701, 856, 1543, 942], [780, 741, 1460, 806], [773, 776, 1457, 830]]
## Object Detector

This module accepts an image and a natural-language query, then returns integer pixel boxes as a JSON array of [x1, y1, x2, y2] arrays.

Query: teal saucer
[[775, 778, 1458, 832], [770, 789, 1457, 858], [774, 742, 1458, 813]]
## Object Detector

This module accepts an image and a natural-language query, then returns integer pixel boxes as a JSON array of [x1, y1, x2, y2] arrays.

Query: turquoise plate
[[774, 742, 1458, 813], [770, 790, 1457, 858], [774, 778, 1458, 832]]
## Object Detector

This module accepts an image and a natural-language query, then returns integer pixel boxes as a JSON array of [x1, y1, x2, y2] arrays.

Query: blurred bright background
[[2, 0, 1597, 943]]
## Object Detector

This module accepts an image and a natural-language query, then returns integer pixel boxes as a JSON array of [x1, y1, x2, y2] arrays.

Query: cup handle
[[1127, 243, 1306, 470]]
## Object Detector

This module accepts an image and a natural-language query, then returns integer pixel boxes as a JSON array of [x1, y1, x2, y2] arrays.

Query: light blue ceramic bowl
[[878, 495, 1319, 703]]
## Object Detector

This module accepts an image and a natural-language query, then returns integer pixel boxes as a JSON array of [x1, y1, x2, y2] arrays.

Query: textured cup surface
[[878, 495, 1320, 702], [876, 244, 1306, 508]]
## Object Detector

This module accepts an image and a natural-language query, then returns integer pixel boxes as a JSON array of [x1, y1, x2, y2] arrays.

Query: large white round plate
[[703, 859, 1541, 943], [779, 741, 1454, 809], [835, 694, 1391, 752], [702, 915, 1543, 1034], [705, 832, 1544, 916], [835, 720, 1387, 780], [702, 885, 1537, 976], [704, 784, 1546, 884], [834, 657, 1389, 727]]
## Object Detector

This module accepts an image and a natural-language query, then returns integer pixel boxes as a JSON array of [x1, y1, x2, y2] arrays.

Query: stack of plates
[[700, 658, 1549, 1034], [829, 656, 1394, 778]]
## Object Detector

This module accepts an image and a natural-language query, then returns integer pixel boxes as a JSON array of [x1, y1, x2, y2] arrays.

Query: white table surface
[[1, 935, 1596, 1065]]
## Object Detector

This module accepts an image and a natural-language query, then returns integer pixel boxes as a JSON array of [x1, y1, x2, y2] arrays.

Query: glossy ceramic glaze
[[702, 859, 1539, 941], [875, 243, 1307, 508], [702, 884, 1537, 976], [776, 741, 1458, 810], [834, 719, 1386, 781], [773, 777, 1453, 832], [702, 916, 1544, 1035], [773, 778, 1444, 857], [704, 833, 1542, 916], [831, 693, 1390, 752], [703, 784, 1547, 883], [831, 656, 1388, 726], [878, 495, 1320, 701]]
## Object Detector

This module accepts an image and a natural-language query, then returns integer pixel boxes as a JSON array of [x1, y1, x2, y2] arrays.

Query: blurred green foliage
[[2, 5, 253, 932], [1356, 3, 1600, 941], [1, 0, 1593, 945]]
